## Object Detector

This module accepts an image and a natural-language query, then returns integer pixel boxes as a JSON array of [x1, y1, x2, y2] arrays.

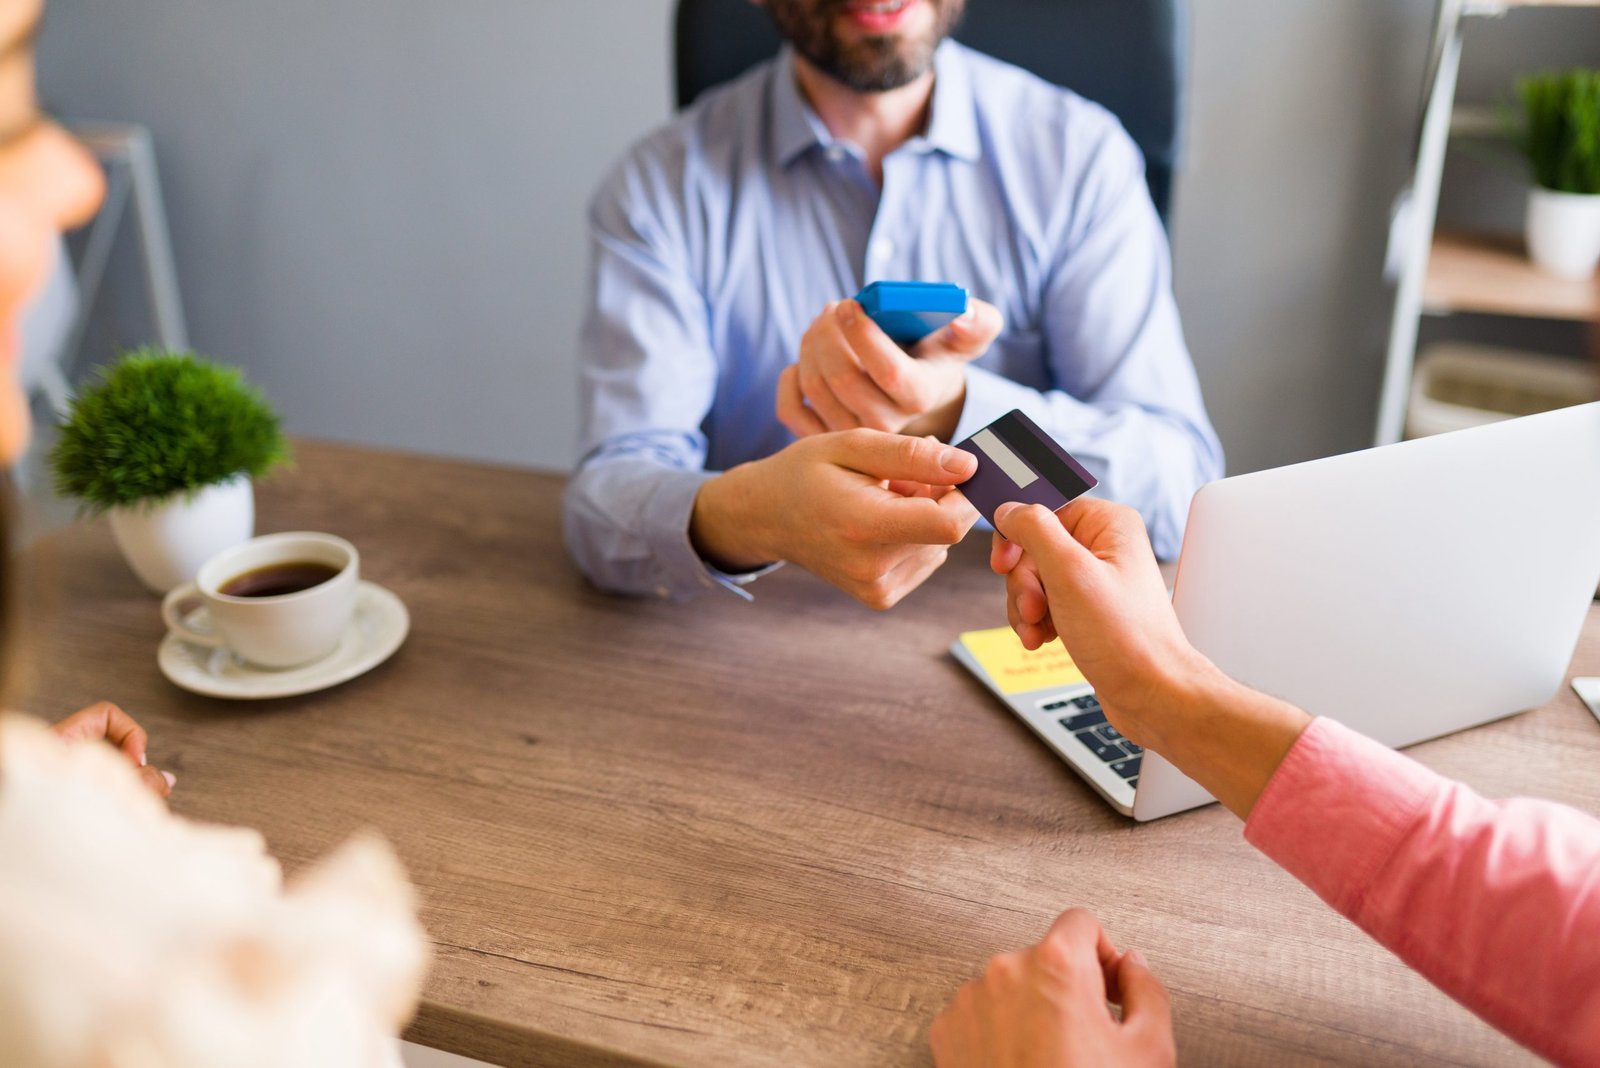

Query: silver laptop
[[953, 401, 1600, 821]]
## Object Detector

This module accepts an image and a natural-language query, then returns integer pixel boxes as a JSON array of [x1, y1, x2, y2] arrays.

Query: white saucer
[[158, 581, 410, 700]]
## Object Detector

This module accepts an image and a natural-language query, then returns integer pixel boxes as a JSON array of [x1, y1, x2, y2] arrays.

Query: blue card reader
[[854, 281, 968, 346]]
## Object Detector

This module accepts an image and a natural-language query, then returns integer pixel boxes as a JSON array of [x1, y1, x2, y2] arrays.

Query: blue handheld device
[[854, 281, 968, 346]]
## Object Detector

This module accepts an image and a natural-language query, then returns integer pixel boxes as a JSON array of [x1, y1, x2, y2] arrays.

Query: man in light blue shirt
[[565, 0, 1222, 607]]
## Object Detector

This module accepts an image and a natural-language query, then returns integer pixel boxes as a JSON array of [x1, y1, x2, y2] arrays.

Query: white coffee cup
[[161, 532, 360, 669]]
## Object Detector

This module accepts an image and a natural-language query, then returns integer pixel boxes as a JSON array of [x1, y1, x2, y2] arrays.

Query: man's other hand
[[777, 298, 1003, 443]]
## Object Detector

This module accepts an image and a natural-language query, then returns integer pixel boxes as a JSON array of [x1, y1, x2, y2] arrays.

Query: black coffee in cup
[[219, 560, 341, 598]]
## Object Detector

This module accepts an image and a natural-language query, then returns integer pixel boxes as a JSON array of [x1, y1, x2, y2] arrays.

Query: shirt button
[[654, 585, 670, 599], [873, 238, 895, 261], [825, 145, 846, 164]]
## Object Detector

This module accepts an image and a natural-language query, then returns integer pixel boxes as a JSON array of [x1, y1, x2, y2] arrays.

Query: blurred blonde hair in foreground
[[0, 714, 428, 1068]]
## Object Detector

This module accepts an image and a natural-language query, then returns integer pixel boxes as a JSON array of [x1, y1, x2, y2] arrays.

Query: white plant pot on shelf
[[1525, 187, 1600, 280], [108, 476, 255, 594]]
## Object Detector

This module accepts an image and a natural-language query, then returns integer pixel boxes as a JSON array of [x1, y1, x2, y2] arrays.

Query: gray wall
[[41, 1, 677, 470], [36, 1, 1600, 478], [1172, 0, 1428, 469]]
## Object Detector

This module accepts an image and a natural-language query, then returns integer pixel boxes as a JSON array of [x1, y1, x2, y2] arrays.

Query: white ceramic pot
[[1525, 187, 1600, 280], [108, 476, 255, 594]]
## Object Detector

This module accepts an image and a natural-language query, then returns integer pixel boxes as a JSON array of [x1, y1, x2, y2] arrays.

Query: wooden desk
[[18, 441, 1597, 1067]]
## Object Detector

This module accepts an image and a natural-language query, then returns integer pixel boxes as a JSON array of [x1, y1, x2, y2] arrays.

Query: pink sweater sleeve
[[1244, 717, 1600, 1068]]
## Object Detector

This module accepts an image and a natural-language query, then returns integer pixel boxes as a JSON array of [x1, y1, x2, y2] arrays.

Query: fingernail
[[161, 770, 176, 789], [1127, 949, 1146, 967], [995, 501, 1020, 524], [940, 447, 971, 473], [836, 300, 858, 325], [138, 753, 147, 766]]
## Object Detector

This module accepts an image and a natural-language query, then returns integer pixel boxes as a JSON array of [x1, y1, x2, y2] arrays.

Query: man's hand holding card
[[690, 429, 982, 611], [691, 402, 1096, 611]]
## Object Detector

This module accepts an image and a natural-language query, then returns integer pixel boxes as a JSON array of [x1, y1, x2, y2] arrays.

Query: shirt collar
[[922, 40, 981, 162], [770, 45, 830, 167], [768, 39, 981, 168]]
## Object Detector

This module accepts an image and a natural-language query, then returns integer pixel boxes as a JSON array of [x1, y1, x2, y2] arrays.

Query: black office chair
[[673, 0, 1186, 230]]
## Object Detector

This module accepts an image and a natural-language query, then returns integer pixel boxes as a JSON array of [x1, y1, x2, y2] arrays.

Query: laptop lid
[[1133, 402, 1600, 821]]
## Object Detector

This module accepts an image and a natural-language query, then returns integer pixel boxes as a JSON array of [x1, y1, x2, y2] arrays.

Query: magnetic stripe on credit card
[[994, 413, 1094, 496], [971, 427, 1039, 489]]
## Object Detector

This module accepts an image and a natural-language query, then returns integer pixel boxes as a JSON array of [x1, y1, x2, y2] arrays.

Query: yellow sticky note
[[958, 626, 1087, 695]]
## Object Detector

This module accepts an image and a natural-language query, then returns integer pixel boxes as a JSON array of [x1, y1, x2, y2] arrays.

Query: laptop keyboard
[[1041, 694, 1142, 787]]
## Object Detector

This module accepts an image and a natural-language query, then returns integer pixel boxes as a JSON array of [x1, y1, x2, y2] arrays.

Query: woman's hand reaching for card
[[989, 498, 1213, 749]]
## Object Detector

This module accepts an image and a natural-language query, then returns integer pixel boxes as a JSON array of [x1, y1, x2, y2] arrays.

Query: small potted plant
[[1516, 68, 1600, 279], [51, 348, 289, 593]]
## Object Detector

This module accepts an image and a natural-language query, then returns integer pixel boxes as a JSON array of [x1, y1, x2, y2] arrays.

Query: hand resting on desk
[[931, 908, 1174, 1068], [50, 700, 175, 798]]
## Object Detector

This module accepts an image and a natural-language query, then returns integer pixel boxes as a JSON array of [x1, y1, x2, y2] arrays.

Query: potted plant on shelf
[[51, 348, 289, 593], [1517, 68, 1600, 280]]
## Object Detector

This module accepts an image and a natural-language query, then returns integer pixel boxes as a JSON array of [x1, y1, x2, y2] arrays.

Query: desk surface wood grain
[[17, 441, 1598, 1067]]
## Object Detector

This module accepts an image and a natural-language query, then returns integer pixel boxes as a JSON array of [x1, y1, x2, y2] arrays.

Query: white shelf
[[1448, 105, 1508, 139], [1468, 0, 1600, 11], [1376, 0, 1600, 445], [1424, 231, 1600, 322]]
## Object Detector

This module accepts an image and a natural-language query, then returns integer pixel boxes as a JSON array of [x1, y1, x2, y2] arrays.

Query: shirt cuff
[[1243, 717, 1439, 919], [949, 365, 1093, 444], [644, 467, 783, 602]]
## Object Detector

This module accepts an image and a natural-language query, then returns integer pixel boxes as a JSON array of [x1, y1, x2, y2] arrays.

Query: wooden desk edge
[[284, 435, 568, 480], [407, 999, 676, 1068]]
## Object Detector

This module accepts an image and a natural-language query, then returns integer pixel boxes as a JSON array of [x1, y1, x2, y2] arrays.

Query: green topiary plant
[[51, 348, 289, 514], [1516, 68, 1600, 195]]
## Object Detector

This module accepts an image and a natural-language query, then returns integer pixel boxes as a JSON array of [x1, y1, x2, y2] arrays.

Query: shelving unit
[[1425, 231, 1600, 320], [1375, 0, 1600, 446]]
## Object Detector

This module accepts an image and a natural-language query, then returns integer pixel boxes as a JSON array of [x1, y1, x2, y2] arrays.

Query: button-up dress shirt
[[565, 41, 1223, 600]]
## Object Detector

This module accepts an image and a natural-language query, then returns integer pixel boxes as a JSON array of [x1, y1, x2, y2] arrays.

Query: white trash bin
[[1406, 343, 1598, 439]]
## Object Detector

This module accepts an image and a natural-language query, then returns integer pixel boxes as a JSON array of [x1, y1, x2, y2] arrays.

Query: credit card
[[953, 410, 1097, 526], [855, 281, 968, 346]]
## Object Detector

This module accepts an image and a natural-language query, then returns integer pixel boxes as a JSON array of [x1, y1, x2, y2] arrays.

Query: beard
[[763, 0, 966, 93]]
